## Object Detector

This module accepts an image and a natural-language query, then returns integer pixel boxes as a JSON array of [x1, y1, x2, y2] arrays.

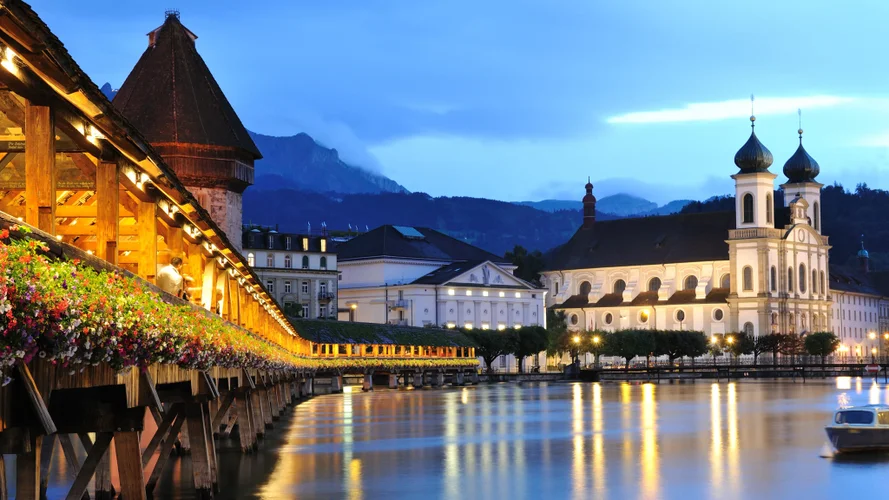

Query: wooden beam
[[55, 205, 132, 218], [16, 434, 42, 500], [137, 200, 157, 282], [65, 432, 112, 500], [95, 160, 119, 264], [24, 100, 55, 233], [114, 431, 147, 500]]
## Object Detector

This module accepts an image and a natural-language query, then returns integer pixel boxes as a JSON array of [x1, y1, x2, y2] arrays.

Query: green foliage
[[726, 333, 755, 358], [602, 329, 655, 368], [545, 309, 571, 357], [463, 328, 517, 373], [504, 245, 545, 285], [804, 331, 840, 364], [283, 303, 303, 317], [290, 318, 476, 347], [512, 325, 549, 372], [652, 330, 708, 362], [752, 335, 775, 364]]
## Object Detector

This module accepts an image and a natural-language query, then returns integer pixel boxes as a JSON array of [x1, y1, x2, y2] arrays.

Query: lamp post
[[572, 335, 581, 366], [870, 331, 878, 363], [726, 335, 735, 365], [872, 347, 878, 364], [592, 335, 601, 367], [710, 335, 719, 365]]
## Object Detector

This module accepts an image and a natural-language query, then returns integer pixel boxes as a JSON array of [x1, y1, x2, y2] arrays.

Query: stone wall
[[189, 186, 243, 252]]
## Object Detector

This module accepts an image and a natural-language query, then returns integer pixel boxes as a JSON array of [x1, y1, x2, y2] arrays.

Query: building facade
[[544, 116, 886, 353], [243, 225, 338, 319]]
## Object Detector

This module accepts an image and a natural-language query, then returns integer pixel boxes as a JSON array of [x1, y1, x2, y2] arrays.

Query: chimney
[[858, 234, 870, 273], [582, 177, 596, 228]]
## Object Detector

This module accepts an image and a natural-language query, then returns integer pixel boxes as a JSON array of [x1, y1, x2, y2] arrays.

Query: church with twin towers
[[543, 108, 888, 356]]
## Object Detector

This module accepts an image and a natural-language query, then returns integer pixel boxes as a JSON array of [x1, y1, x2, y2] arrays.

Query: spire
[[783, 109, 820, 183], [858, 234, 870, 273], [582, 177, 596, 228], [734, 95, 773, 174]]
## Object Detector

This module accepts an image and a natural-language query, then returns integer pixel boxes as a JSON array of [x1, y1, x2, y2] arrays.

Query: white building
[[336, 225, 547, 370], [243, 225, 338, 319], [542, 117, 889, 359], [828, 249, 889, 361]]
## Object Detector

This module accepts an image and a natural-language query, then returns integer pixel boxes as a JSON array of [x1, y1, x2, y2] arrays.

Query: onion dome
[[783, 129, 820, 183], [858, 235, 869, 259], [734, 116, 774, 173], [583, 177, 596, 203]]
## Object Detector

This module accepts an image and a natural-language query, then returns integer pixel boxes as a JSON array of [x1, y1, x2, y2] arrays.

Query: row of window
[[247, 253, 328, 270], [836, 308, 879, 323], [740, 193, 820, 230], [260, 235, 327, 252], [266, 280, 329, 295], [446, 289, 524, 299], [581, 307, 725, 326], [573, 275, 703, 297], [764, 265, 825, 294]]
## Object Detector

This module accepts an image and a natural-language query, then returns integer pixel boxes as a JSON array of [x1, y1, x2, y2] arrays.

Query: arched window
[[302, 256, 309, 269], [743, 322, 754, 336], [320, 256, 328, 269], [742, 193, 754, 223], [247, 253, 255, 267], [788, 267, 794, 293], [284, 255, 292, 269], [648, 277, 661, 292], [742, 266, 753, 291], [814, 201, 820, 230], [812, 269, 818, 294], [684, 275, 698, 291], [820, 271, 825, 294], [720, 274, 731, 289], [766, 193, 773, 223], [266, 254, 274, 267], [579, 281, 592, 296], [770, 266, 777, 292], [799, 264, 806, 293], [613, 279, 627, 295]]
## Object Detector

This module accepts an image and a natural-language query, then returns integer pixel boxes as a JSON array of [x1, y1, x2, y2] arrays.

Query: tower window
[[788, 267, 794, 293], [742, 266, 753, 291], [613, 279, 626, 295], [648, 277, 661, 292], [579, 281, 592, 296], [820, 271, 825, 294], [814, 202, 820, 230], [770, 266, 777, 292], [742, 193, 754, 223], [684, 275, 698, 291], [720, 274, 731, 289], [812, 269, 818, 294], [799, 264, 807, 293], [766, 193, 773, 223]]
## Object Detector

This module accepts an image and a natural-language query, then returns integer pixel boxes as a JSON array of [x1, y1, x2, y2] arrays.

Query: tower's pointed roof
[[783, 129, 820, 183], [113, 12, 261, 159], [734, 117, 773, 174]]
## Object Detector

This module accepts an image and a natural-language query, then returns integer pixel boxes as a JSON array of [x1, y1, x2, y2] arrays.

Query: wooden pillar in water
[[114, 430, 147, 500], [137, 201, 157, 282], [95, 159, 120, 264], [185, 402, 213, 498], [24, 101, 55, 233]]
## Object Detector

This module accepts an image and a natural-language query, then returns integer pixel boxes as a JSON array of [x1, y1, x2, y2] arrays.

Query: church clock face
[[797, 229, 805, 242]]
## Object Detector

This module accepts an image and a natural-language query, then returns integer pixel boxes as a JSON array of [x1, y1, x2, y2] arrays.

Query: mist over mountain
[[517, 193, 692, 217]]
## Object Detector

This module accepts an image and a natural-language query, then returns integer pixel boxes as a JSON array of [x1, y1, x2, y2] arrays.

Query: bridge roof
[[290, 319, 478, 348]]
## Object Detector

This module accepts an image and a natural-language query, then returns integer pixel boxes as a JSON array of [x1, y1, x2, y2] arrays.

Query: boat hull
[[825, 427, 889, 453]]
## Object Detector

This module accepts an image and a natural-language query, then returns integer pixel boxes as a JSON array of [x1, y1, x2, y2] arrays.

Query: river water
[[29, 378, 889, 499]]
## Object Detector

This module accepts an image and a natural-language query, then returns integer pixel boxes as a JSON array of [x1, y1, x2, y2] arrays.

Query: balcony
[[388, 319, 408, 326], [318, 292, 335, 304], [728, 228, 785, 240], [388, 299, 410, 309]]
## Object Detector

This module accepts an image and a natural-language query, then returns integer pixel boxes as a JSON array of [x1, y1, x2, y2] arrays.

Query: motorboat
[[825, 404, 889, 453]]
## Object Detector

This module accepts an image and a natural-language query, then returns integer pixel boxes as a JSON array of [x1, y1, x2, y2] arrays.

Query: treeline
[[680, 183, 889, 271]]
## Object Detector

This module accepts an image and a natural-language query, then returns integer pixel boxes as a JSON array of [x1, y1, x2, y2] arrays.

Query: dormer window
[[267, 235, 274, 249], [285, 237, 292, 250], [247, 253, 255, 267], [302, 237, 309, 251], [321, 239, 327, 253]]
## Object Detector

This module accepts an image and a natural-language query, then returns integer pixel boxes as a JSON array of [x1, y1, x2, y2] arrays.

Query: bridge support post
[[454, 372, 465, 386], [388, 373, 399, 389], [331, 375, 343, 393], [413, 372, 424, 389], [362, 373, 374, 392], [250, 389, 266, 437], [431, 371, 444, 388], [471, 371, 480, 384]]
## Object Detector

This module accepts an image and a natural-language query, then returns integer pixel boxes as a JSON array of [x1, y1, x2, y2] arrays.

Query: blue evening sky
[[30, 0, 889, 203]]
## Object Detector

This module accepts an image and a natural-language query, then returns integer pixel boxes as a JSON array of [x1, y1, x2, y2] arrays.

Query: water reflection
[[35, 380, 889, 499]]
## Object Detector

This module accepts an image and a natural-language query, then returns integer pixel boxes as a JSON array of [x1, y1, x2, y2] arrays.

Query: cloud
[[607, 95, 855, 125], [529, 176, 734, 205]]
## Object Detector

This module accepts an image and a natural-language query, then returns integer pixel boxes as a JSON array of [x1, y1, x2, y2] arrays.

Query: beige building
[[243, 225, 338, 319]]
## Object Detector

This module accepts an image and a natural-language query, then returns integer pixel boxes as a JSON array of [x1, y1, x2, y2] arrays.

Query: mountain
[[100, 82, 116, 100], [243, 189, 621, 256], [249, 131, 407, 195], [517, 193, 691, 217]]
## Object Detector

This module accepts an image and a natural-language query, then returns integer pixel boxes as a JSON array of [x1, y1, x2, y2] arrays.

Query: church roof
[[734, 127, 774, 174], [554, 288, 729, 309], [543, 211, 736, 271], [411, 260, 486, 285], [336, 225, 508, 264], [113, 13, 261, 158], [829, 265, 889, 297], [783, 141, 820, 183]]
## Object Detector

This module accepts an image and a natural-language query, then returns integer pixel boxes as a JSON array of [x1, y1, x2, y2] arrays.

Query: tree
[[464, 328, 517, 373], [751, 335, 774, 365], [778, 333, 805, 363], [654, 331, 681, 365], [603, 330, 654, 368], [804, 331, 840, 366], [504, 245, 545, 285], [682, 332, 709, 366], [545, 309, 571, 358], [725, 333, 754, 361], [760, 334, 783, 366], [512, 326, 549, 373], [283, 303, 304, 318]]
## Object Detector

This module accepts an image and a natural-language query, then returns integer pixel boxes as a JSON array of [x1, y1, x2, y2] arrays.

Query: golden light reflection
[[856, 377, 863, 394], [870, 380, 881, 405], [571, 383, 585, 498], [709, 383, 722, 492], [726, 383, 740, 494], [348, 458, 363, 500], [620, 383, 632, 487], [836, 376, 851, 390], [444, 392, 460, 500], [640, 383, 659, 499], [592, 383, 605, 497]]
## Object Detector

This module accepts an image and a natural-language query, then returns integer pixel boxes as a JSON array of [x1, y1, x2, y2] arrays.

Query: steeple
[[733, 96, 774, 174], [783, 110, 820, 183], [582, 177, 596, 228], [114, 12, 261, 249], [858, 234, 870, 273]]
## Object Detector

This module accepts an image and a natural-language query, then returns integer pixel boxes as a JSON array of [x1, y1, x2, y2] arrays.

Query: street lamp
[[592, 335, 601, 367], [870, 332, 878, 363], [872, 347, 878, 364], [572, 335, 581, 365]]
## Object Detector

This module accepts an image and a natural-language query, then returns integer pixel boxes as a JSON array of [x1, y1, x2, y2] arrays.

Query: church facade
[[543, 116, 884, 350]]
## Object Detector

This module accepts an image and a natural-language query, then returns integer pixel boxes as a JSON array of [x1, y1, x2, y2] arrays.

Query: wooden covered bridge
[[0, 2, 477, 499]]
